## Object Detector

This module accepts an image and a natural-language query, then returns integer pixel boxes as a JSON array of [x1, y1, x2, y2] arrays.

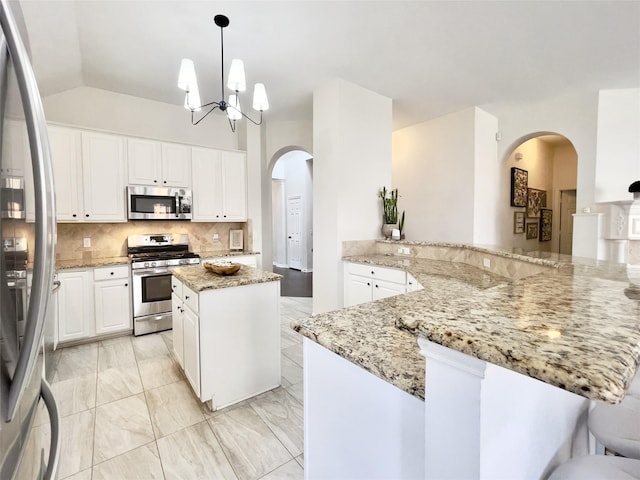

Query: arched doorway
[[503, 133, 578, 255], [270, 148, 313, 297]]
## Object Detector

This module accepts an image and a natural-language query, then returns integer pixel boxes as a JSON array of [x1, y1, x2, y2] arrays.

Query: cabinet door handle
[[367, 282, 370, 286], [371, 271, 375, 275], [124, 283, 128, 287], [185, 295, 189, 300], [154, 179, 157, 183], [163, 180, 167, 184], [375, 284, 379, 288], [110, 272, 114, 275], [72, 214, 77, 218], [85, 214, 89, 218]]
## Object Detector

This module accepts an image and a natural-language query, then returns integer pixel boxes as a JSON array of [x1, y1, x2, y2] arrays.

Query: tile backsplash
[[8, 220, 250, 263]]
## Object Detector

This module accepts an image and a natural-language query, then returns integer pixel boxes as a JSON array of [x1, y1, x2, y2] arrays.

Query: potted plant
[[379, 186, 398, 239]]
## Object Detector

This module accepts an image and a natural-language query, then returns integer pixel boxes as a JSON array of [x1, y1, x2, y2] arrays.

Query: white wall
[[313, 78, 391, 314], [42, 86, 237, 149], [392, 107, 493, 244], [594, 88, 640, 203], [473, 108, 500, 245], [266, 120, 313, 165]]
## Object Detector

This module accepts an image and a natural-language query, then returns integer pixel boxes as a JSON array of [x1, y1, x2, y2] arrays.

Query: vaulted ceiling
[[19, 1, 640, 130]]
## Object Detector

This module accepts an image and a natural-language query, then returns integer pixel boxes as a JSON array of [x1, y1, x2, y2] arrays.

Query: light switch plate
[[83, 238, 91, 248], [483, 258, 491, 268]]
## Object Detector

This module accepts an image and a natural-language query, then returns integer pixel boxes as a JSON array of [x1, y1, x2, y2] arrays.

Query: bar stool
[[549, 455, 640, 479], [588, 391, 640, 459]]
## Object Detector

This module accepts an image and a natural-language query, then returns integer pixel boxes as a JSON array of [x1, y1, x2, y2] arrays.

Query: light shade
[[184, 85, 201, 111], [178, 58, 198, 91], [227, 94, 242, 120], [227, 59, 246, 92], [252, 83, 269, 111]]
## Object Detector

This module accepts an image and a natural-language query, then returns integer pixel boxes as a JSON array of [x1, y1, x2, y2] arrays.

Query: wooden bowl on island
[[203, 261, 241, 276]]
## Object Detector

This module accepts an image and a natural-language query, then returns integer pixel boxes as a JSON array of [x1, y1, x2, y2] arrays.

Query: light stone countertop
[[172, 264, 281, 293], [198, 250, 260, 259], [292, 256, 510, 400], [291, 252, 640, 404], [54, 256, 130, 270]]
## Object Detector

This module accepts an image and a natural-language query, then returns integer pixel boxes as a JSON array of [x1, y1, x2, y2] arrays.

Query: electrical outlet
[[398, 247, 410, 255], [213, 233, 219, 241], [83, 238, 91, 248], [483, 258, 491, 268]]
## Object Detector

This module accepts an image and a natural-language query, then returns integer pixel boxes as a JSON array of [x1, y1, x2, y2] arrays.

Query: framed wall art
[[510, 167, 528, 207], [526, 222, 539, 240], [513, 211, 525, 234], [527, 188, 547, 218], [539, 209, 552, 242]]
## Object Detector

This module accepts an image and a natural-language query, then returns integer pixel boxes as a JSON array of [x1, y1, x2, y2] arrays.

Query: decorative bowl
[[203, 261, 241, 276]]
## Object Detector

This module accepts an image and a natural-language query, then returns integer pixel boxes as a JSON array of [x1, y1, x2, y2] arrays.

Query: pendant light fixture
[[177, 14, 269, 132]]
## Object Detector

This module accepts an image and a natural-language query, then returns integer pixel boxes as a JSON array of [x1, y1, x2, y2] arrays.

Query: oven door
[[131, 268, 173, 318]]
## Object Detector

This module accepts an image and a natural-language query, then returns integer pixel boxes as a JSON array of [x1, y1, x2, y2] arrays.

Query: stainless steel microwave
[[127, 185, 192, 220], [1, 176, 25, 219]]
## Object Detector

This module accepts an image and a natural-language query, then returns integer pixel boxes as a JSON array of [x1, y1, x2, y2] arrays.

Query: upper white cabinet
[[2, 120, 27, 176], [41, 126, 126, 223], [49, 126, 83, 221], [128, 138, 191, 188], [191, 147, 247, 222], [81, 131, 127, 222]]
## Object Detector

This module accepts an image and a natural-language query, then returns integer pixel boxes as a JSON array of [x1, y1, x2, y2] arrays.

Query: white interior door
[[287, 196, 303, 270], [559, 189, 577, 255]]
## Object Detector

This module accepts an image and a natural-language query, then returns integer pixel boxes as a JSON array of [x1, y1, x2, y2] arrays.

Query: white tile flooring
[[32, 297, 310, 480]]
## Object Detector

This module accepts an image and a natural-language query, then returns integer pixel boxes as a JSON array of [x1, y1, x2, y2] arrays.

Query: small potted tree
[[379, 186, 398, 239]]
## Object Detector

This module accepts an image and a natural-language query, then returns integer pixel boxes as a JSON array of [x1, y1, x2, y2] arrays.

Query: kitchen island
[[171, 264, 281, 411], [291, 242, 640, 479]]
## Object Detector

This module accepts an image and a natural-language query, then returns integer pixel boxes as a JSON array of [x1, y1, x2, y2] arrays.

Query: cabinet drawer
[[183, 284, 198, 313], [94, 265, 129, 281], [346, 262, 406, 284], [171, 276, 183, 298]]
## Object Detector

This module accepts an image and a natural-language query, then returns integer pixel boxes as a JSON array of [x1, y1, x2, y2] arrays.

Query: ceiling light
[[177, 14, 268, 132]]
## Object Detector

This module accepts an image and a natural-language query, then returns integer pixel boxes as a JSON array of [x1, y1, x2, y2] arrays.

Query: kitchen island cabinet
[[171, 264, 281, 410]]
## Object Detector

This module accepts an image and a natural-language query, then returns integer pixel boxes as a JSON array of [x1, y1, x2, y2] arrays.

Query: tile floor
[[27, 297, 311, 480]]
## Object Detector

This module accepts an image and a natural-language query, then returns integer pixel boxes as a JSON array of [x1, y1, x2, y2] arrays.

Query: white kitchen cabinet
[[182, 304, 200, 397], [191, 147, 247, 222], [344, 262, 408, 307], [81, 131, 126, 222], [128, 138, 191, 188], [93, 265, 131, 335], [406, 272, 423, 292], [48, 125, 83, 222], [2, 119, 27, 176], [171, 292, 184, 368], [57, 270, 94, 343]]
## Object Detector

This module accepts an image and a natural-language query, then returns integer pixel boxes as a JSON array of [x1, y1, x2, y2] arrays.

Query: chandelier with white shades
[[177, 14, 269, 132]]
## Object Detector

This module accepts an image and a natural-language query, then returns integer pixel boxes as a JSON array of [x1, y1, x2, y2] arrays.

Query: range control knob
[[144, 262, 150, 268], [151, 261, 157, 268]]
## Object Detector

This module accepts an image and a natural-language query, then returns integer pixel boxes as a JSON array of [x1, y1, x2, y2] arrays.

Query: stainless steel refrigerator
[[0, 0, 59, 479]]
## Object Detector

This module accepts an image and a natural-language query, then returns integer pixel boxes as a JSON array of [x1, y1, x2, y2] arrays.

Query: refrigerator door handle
[[40, 379, 60, 480], [0, 0, 56, 422]]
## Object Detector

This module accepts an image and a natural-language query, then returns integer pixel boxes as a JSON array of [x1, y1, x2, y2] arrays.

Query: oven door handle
[[132, 268, 171, 276]]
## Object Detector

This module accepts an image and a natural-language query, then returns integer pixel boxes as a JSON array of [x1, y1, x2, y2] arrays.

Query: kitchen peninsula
[[171, 264, 282, 411], [291, 241, 640, 479]]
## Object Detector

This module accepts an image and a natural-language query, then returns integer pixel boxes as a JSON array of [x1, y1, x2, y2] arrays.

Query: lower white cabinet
[[57, 264, 132, 344], [58, 270, 94, 343], [344, 262, 410, 307], [171, 293, 184, 367], [171, 274, 280, 410], [182, 305, 200, 397], [94, 265, 131, 335]]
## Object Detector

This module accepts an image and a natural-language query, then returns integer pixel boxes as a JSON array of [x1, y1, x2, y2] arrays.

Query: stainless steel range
[[128, 234, 200, 336]]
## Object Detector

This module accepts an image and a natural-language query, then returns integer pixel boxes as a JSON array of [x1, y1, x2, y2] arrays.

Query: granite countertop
[[172, 264, 281, 293], [198, 250, 260, 259], [292, 257, 510, 400], [54, 256, 130, 270], [292, 252, 640, 404]]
